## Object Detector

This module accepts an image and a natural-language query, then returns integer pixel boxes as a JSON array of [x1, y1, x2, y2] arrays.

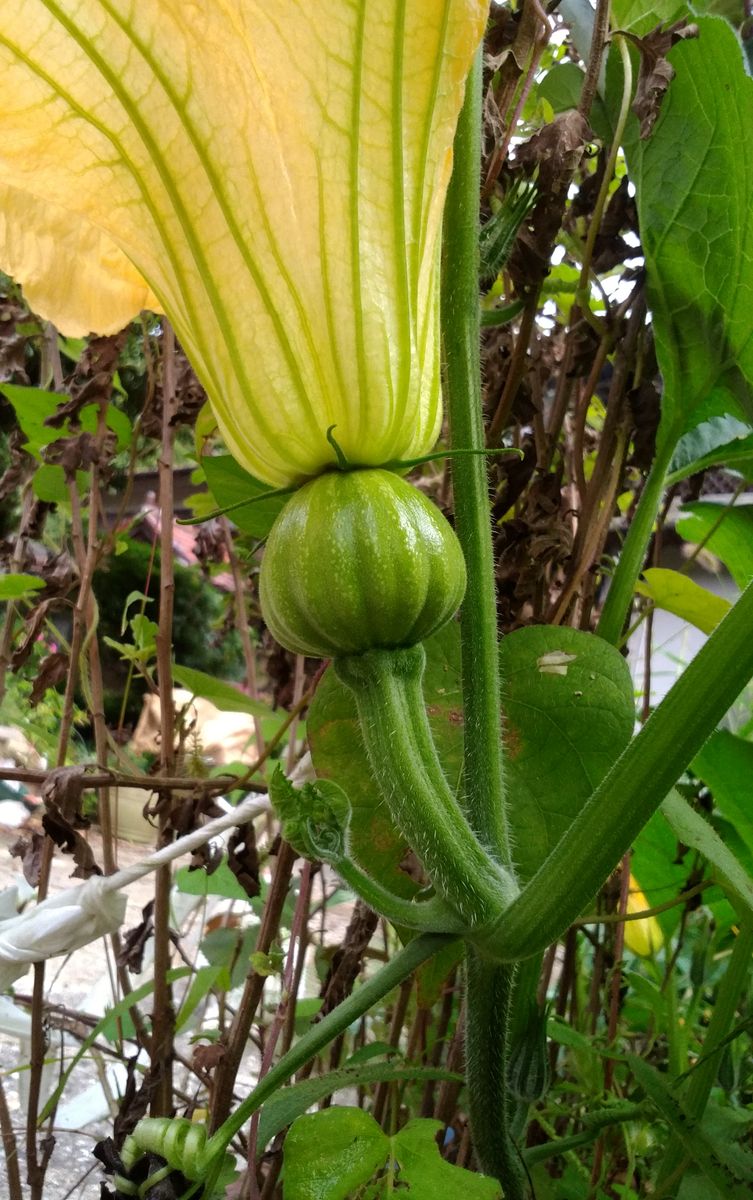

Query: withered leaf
[[44, 332, 127, 428], [192, 1041, 226, 1075], [10, 599, 52, 671], [118, 900, 154, 973], [29, 652, 69, 706], [508, 111, 592, 292], [227, 823, 261, 898], [43, 429, 114, 476], [41, 778, 103, 879], [627, 19, 699, 138], [41, 765, 91, 815], [10, 831, 45, 886]]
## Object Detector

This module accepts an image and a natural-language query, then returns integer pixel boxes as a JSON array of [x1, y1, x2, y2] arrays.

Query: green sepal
[[269, 767, 351, 864]]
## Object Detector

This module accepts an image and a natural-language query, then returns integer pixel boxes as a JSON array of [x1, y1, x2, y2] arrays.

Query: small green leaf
[[202, 454, 287, 538], [32, 463, 88, 502], [388, 1119, 502, 1198], [1, 384, 65, 458], [636, 568, 731, 634], [677, 503, 753, 590], [281, 1110, 502, 1200], [257, 1065, 462, 1152], [661, 788, 753, 921], [172, 663, 274, 718], [174, 860, 251, 902], [538, 62, 612, 140], [0, 573, 45, 600], [667, 415, 753, 486]]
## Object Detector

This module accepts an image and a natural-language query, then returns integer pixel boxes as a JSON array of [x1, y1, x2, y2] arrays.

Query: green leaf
[[174, 860, 251, 902], [627, 18, 753, 448], [500, 626, 635, 883], [1, 384, 66, 458], [282, 1108, 387, 1200], [629, 1054, 752, 1197], [661, 788, 753, 921], [538, 63, 611, 140], [667, 415, 753, 486], [0, 572, 45, 600], [31, 463, 88, 503], [79, 401, 133, 453], [636, 567, 731, 634], [693, 730, 753, 858], [387, 1119, 502, 1198], [676, 502, 753, 590], [308, 625, 464, 899], [202, 455, 287, 538], [281, 1110, 502, 1200], [257, 1065, 462, 1152], [172, 663, 274, 719], [611, 0, 689, 34]]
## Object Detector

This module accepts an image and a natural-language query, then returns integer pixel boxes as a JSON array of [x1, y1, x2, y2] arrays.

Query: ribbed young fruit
[[259, 467, 466, 658]]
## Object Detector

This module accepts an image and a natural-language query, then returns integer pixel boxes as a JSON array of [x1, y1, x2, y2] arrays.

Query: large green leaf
[[500, 626, 634, 883], [627, 18, 753, 447], [676, 502, 753, 590], [307, 626, 464, 899], [281, 1109, 502, 1199]]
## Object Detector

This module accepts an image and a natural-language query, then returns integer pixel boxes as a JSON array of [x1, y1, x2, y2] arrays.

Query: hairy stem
[[442, 45, 510, 863], [335, 646, 516, 927], [596, 433, 676, 646]]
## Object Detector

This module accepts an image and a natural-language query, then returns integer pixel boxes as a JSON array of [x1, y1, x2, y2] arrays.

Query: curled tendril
[[269, 768, 351, 864]]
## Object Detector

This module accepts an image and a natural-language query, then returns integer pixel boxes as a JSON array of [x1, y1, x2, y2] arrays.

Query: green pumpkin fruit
[[259, 468, 466, 657]]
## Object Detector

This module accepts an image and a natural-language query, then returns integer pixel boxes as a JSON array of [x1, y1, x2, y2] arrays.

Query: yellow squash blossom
[[623, 874, 664, 958], [0, 1, 488, 486]]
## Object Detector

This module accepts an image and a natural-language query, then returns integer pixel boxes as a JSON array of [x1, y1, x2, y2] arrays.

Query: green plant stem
[[478, 575, 753, 961], [442, 48, 528, 1199], [333, 857, 466, 934], [203, 933, 452, 1165], [596, 433, 676, 645], [655, 919, 753, 1188], [334, 647, 516, 927], [465, 950, 532, 1198], [522, 1104, 648, 1166], [441, 45, 509, 864]]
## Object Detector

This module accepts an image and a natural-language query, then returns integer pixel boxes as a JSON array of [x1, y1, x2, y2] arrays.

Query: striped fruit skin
[[259, 468, 466, 658]]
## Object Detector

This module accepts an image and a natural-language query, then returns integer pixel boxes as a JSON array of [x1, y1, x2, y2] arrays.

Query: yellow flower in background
[[623, 875, 664, 958], [0, 1, 488, 486]]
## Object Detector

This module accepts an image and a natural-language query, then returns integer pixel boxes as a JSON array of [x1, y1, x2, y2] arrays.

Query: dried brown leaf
[[626, 19, 699, 138]]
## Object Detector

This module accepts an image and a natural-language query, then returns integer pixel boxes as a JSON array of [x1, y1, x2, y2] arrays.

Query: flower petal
[[0, 1, 488, 484], [0, 185, 160, 335]]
